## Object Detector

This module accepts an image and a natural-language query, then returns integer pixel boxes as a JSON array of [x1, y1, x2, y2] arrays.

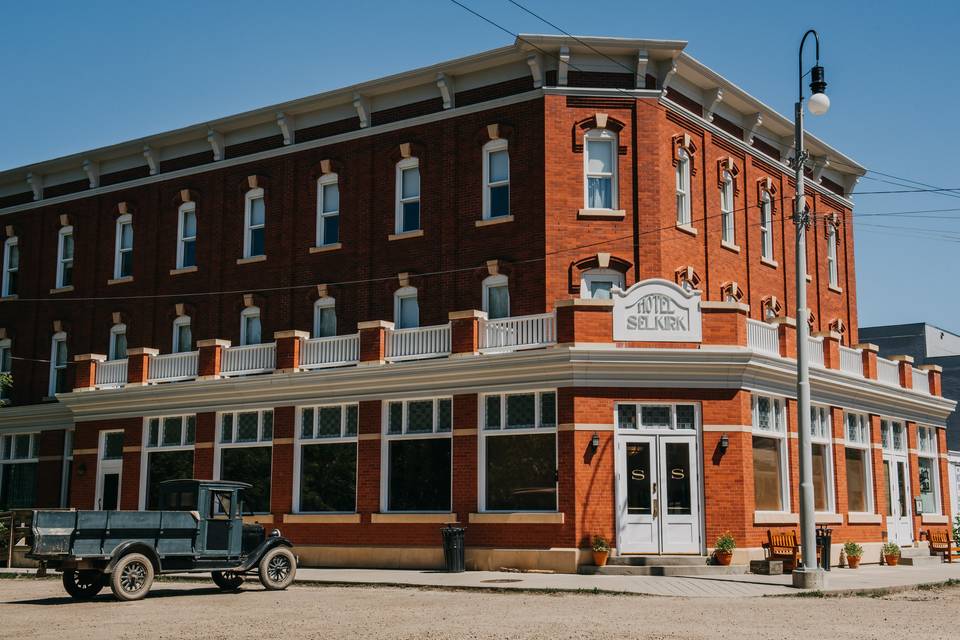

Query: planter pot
[[714, 551, 733, 566], [847, 556, 861, 569], [885, 555, 900, 567], [592, 550, 609, 567]]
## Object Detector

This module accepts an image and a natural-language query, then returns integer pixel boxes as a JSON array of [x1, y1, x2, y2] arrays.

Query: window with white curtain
[[584, 129, 617, 209], [49, 332, 68, 396], [482, 275, 510, 319], [720, 171, 734, 244], [108, 324, 127, 361], [177, 202, 197, 269], [810, 405, 835, 513], [2, 236, 18, 297], [56, 226, 74, 288], [244, 189, 266, 258], [394, 287, 419, 329], [240, 307, 262, 345], [675, 149, 691, 226], [827, 223, 839, 287], [759, 192, 774, 261], [316, 174, 340, 246], [172, 315, 192, 353], [114, 214, 133, 279], [483, 139, 510, 219], [313, 298, 337, 338], [395, 158, 420, 233]]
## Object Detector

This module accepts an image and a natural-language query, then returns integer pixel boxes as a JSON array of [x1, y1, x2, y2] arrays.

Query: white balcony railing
[[300, 334, 360, 369], [386, 324, 451, 362], [808, 336, 824, 367], [839, 346, 863, 377], [96, 359, 127, 388], [877, 357, 900, 386], [746, 319, 779, 356], [912, 368, 930, 394], [480, 313, 556, 353], [148, 351, 199, 383], [221, 343, 276, 376]]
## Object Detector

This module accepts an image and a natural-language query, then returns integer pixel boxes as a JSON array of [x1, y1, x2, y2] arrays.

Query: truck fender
[[105, 541, 162, 574], [239, 536, 295, 572]]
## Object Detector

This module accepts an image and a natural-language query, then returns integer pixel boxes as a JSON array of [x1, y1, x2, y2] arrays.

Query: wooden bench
[[762, 530, 801, 572], [923, 529, 960, 563]]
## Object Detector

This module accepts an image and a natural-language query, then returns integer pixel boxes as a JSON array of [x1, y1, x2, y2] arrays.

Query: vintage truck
[[28, 479, 297, 601]]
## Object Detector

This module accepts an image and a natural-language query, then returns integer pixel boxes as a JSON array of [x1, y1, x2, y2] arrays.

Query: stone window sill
[[236, 255, 266, 265], [814, 512, 843, 524], [921, 513, 949, 524], [753, 511, 799, 525], [468, 512, 564, 524], [721, 241, 740, 254], [242, 514, 274, 525], [283, 513, 361, 524], [169, 265, 198, 276], [475, 215, 514, 227], [388, 230, 424, 241], [760, 257, 778, 269], [847, 512, 882, 524], [309, 243, 342, 254], [107, 276, 133, 286], [828, 283, 843, 294], [49, 286, 74, 294], [0, 295, 18, 301], [577, 208, 625, 220], [676, 224, 698, 237], [370, 512, 455, 524]]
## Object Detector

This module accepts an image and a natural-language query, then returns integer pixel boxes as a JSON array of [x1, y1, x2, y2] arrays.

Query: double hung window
[[844, 412, 873, 513], [177, 202, 197, 269], [584, 129, 617, 209], [316, 174, 340, 246], [244, 189, 266, 258], [395, 159, 420, 233], [114, 215, 133, 279], [752, 395, 788, 512], [483, 140, 510, 219], [56, 226, 74, 288]]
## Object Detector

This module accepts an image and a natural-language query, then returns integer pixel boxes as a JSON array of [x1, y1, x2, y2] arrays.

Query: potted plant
[[882, 542, 901, 566], [843, 541, 863, 569], [592, 535, 610, 567], [713, 532, 736, 566]]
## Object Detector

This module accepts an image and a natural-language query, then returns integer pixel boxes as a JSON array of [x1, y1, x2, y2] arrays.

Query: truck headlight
[[270, 528, 281, 538]]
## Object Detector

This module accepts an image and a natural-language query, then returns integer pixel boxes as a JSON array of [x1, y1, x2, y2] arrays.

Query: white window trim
[[138, 415, 196, 509], [56, 225, 73, 289], [292, 403, 359, 514], [752, 394, 790, 515], [48, 331, 67, 397], [240, 306, 261, 346], [917, 425, 942, 515], [108, 323, 127, 361], [720, 172, 735, 245], [243, 188, 265, 258], [312, 297, 337, 338], [482, 139, 509, 219], [176, 202, 197, 269], [759, 192, 773, 261], [113, 214, 133, 279], [880, 418, 907, 454], [2, 236, 17, 297], [614, 402, 700, 433], [844, 411, 875, 514], [580, 268, 625, 300], [172, 315, 192, 353], [481, 274, 509, 318], [810, 405, 836, 514], [393, 286, 419, 329], [213, 408, 274, 514], [0, 432, 38, 462], [60, 428, 74, 508], [380, 396, 453, 513], [316, 173, 340, 247], [480, 390, 559, 513], [675, 149, 692, 227], [826, 224, 839, 288], [0, 337, 11, 402], [395, 157, 420, 234], [583, 128, 618, 210]]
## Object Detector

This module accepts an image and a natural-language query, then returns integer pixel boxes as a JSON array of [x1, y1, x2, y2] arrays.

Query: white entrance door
[[95, 431, 124, 510], [884, 453, 913, 546], [616, 433, 701, 554]]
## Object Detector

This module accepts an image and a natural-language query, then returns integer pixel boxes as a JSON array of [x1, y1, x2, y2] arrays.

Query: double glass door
[[884, 453, 913, 546], [616, 434, 701, 554]]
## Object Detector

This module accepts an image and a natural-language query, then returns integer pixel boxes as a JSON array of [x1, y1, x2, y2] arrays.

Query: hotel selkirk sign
[[611, 279, 702, 342]]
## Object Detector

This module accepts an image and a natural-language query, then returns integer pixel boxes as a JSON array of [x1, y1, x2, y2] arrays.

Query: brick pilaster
[[813, 330, 841, 369], [271, 406, 296, 517], [700, 301, 750, 347], [919, 364, 942, 396], [451, 394, 479, 521], [856, 342, 879, 380], [771, 316, 796, 358], [126, 347, 158, 385], [355, 400, 382, 517], [193, 412, 217, 479], [36, 429, 66, 507], [273, 330, 309, 372], [358, 321, 392, 364], [555, 299, 613, 345], [449, 310, 485, 356], [890, 355, 914, 390], [73, 354, 105, 390], [197, 339, 230, 379]]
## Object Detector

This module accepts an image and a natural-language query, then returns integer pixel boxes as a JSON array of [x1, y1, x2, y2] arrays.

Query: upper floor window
[[244, 188, 265, 258], [759, 191, 774, 261], [49, 332, 68, 396], [113, 214, 133, 279], [316, 174, 340, 247], [675, 148, 692, 226], [56, 226, 74, 288], [584, 129, 617, 210], [177, 202, 197, 269], [826, 223, 839, 288], [2, 236, 19, 297], [580, 268, 624, 300], [0, 338, 12, 402], [482, 275, 510, 320], [394, 287, 419, 330], [483, 139, 510, 219], [313, 298, 337, 338], [108, 323, 127, 361], [240, 306, 262, 345], [173, 315, 192, 353], [720, 171, 734, 244], [395, 158, 420, 234]]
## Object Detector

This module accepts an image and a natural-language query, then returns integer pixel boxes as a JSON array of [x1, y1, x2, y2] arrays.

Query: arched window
[[580, 268, 624, 300], [584, 129, 617, 210], [395, 158, 420, 234], [675, 148, 691, 226], [240, 306, 262, 345], [56, 225, 74, 289], [172, 315, 192, 353], [177, 202, 197, 269], [759, 191, 774, 261], [108, 323, 127, 361], [243, 188, 266, 258], [1, 236, 17, 297], [720, 170, 735, 245], [316, 174, 340, 247], [49, 332, 68, 396], [482, 275, 510, 319], [394, 287, 419, 329], [313, 297, 337, 338], [113, 214, 133, 279], [483, 139, 510, 219]]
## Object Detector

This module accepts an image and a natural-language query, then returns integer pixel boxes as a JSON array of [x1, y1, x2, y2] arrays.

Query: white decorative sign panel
[[612, 278, 702, 342]]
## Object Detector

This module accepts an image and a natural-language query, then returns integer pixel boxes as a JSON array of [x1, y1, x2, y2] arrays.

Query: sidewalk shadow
[[8, 585, 247, 605]]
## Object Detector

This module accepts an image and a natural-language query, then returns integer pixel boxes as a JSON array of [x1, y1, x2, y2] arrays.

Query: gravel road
[[1, 576, 958, 639]]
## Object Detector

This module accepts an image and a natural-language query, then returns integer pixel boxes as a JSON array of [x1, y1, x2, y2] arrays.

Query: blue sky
[[1, 0, 957, 331]]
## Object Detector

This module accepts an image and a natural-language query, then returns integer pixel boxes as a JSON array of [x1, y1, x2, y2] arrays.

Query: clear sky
[[1, 0, 957, 331]]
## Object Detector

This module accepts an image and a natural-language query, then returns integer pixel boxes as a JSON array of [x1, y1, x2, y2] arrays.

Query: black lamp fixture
[[77, 461, 86, 476], [719, 433, 730, 453], [590, 432, 600, 450]]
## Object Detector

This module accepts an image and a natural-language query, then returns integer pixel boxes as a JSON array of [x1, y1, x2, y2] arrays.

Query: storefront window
[[144, 415, 195, 509], [844, 412, 872, 513], [384, 398, 452, 512], [752, 395, 787, 512], [217, 409, 273, 513], [297, 404, 358, 513], [0, 432, 38, 509], [810, 406, 834, 513], [917, 425, 940, 514]]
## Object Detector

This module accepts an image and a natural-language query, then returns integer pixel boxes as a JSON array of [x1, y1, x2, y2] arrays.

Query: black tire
[[62, 569, 105, 599], [257, 546, 296, 590], [109, 553, 155, 602], [212, 570, 245, 590]]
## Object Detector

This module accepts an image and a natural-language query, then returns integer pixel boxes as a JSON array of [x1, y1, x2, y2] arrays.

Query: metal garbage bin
[[440, 523, 466, 573], [816, 526, 832, 571]]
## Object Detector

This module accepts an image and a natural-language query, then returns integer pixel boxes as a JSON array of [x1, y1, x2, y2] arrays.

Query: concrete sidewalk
[[7, 562, 960, 598]]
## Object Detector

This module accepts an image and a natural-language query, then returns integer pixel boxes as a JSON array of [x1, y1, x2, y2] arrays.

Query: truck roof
[[159, 479, 252, 490]]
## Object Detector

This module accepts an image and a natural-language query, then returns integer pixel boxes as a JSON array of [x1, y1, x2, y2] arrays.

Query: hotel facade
[[0, 35, 953, 572]]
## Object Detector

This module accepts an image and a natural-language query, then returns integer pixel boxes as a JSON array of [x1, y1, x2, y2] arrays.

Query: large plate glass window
[[0, 432, 38, 508], [844, 412, 873, 513], [810, 405, 835, 513], [383, 397, 452, 512], [296, 403, 358, 513], [917, 425, 941, 514], [143, 415, 195, 509], [216, 409, 273, 513], [482, 391, 557, 511], [752, 394, 788, 512]]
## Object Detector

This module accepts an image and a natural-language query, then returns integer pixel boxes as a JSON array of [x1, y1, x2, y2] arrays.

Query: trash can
[[816, 526, 833, 571], [440, 523, 466, 573]]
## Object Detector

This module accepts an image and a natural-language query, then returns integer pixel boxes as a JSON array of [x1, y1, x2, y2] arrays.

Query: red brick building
[[0, 35, 953, 571]]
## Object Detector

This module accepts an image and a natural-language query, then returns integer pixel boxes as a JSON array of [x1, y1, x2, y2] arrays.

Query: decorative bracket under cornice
[[82, 160, 99, 189], [558, 46, 570, 86], [635, 49, 649, 89], [811, 156, 830, 182], [276, 112, 295, 145], [26, 172, 43, 201], [207, 129, 224, 161], [658, 58, 679, 96], [142, 146, 159, 176], [436, 73, 455, 109], [353, 93, 371, 128], [703, 87, 723, 122], [743, 113, 763, 145], [526, 53, 544, 88]]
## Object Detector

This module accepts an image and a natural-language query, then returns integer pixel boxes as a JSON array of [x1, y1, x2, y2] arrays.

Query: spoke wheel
[[62, 569, 105, 599], [258, 547, 296, 591], [109, 553, 155, 602], [212, 570, 245, 590]]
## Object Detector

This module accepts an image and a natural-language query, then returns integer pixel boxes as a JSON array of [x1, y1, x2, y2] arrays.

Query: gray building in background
[[859, 323, 960, 450]]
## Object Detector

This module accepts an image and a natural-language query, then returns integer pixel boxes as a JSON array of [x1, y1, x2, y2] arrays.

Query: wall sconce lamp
[[77, 462, 87, 476], [590, 432, 600, 450], [719, 433, 729, 453]]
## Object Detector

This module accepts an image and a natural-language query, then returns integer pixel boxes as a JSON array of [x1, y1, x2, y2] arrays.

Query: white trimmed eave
[[0, 401, 73, 431], [35, 346, 956, 427]]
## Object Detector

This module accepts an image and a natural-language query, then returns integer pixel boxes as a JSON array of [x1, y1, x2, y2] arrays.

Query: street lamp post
[[793, 29, 829, 590]]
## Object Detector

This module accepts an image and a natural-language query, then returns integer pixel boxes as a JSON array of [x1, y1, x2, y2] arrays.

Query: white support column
[[558, 46, 570, 86], [658, 59, 678, 95], [634, 49, 649, 89], [526, 53, 544, 88]]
